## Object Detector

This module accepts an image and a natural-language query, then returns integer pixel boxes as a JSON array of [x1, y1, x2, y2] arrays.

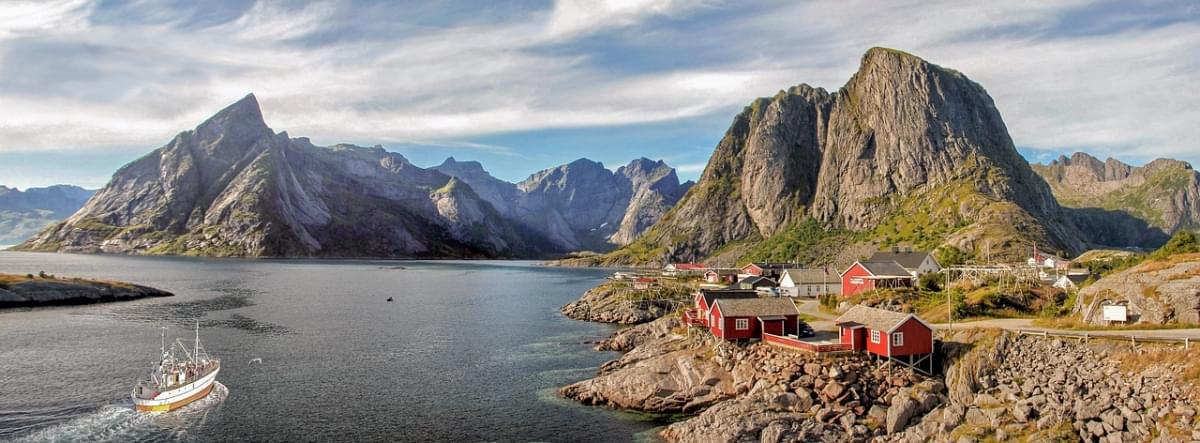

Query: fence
[[1015, 329, 1192, 350]]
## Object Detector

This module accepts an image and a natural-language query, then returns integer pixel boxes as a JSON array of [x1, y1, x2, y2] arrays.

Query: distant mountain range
[[1032, 152, 1199, 248], [0, 185, 94, 245], [584, 47, 1198, 267], [13, 95, 688, 258]]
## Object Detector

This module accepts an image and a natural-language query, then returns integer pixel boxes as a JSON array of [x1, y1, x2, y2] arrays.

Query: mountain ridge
[[591, 47, 1095, 266], [15, 95, 688, 258]]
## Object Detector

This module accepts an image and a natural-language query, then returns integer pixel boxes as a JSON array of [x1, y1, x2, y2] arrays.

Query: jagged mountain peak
[[194, 93, 268, 140], [437, 156, 489, 174]]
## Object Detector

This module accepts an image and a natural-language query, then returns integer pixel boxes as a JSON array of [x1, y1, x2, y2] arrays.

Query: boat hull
[[133, 367, 220, 413]]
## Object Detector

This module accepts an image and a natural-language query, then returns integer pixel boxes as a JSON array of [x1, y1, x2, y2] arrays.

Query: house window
[[710, 314, 716, 327], [870, 330, 881, 344], [735, 319, 749, 330], [892, 332, 904, 347]]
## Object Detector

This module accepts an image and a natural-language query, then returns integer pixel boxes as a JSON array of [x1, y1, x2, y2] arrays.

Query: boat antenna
[[160, 326, 167, 359]]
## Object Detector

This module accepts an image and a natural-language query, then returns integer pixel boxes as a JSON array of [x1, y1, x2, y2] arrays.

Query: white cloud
[[0, 0, 1195, 172]]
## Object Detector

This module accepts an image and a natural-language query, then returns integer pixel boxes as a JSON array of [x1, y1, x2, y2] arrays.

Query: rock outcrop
[[600, 47, 1089, 266], [896, 331, 1200, 442], [15, 95, 552, 258], [0, 185, 94, 245], [1078, 253, 1200, 325], [1033, 152, 1198, 248], [0, 273, 171, 308], [560, 280, 688, 324]]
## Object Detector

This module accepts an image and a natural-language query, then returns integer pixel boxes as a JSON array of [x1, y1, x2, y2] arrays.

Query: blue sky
[[0, 0, 1197, 189]]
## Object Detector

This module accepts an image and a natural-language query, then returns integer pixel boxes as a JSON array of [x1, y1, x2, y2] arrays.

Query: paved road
[[936, 318, 1200, 340], [796, 300, 1200, 341]]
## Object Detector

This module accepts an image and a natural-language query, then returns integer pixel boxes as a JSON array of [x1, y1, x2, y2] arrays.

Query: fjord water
[[0, 252, 659, 442]]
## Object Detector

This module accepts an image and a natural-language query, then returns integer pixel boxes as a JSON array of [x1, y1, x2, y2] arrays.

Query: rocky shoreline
[[0, 273, 172, 309], [560, 280, 686, 324], [561, 310, 1200, 442]]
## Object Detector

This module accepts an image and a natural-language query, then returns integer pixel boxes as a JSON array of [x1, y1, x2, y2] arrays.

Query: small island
[[0, 272, 172, 309]]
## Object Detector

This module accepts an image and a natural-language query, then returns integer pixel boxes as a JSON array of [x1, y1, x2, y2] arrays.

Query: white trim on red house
[[884, 314, 935, 334]]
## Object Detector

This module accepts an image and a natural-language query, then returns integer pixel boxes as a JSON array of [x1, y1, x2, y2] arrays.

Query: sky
[[0, 0, 1197, 190]]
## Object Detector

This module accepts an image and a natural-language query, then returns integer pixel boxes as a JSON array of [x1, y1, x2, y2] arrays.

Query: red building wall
[[841, 263, 875, 298], [840, 327, 867, 351], [741, 264, 763, 277], [888, 318, 934, 356]]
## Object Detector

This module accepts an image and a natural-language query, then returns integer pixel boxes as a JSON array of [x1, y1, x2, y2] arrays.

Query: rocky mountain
[[15, 94, 553, 258], [433, 157, 691, 252], [1033, 152, 1199, 247], [0, 185, 94, 245], [599, 47, 1089, 266]]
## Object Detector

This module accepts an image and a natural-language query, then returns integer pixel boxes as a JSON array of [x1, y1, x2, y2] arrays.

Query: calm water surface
[[0, 252, 662, 442]]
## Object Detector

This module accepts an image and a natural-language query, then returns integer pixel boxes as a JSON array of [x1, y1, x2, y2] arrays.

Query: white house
[[779, 268, 841, 298], [868, 250, 941, 277]]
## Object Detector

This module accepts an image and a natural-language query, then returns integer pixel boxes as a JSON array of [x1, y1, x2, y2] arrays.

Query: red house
[[834, 305, 934, 373], [739, 262, 791, 278], [840, 260, 914, 298], [689, 289, 758, 326], [709, 298, 802, 341]]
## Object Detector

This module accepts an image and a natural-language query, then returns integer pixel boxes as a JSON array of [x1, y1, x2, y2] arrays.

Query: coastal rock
[[0, 274, 171, 308], [594, 315, 680, 352], [560, 280, 687, 324]]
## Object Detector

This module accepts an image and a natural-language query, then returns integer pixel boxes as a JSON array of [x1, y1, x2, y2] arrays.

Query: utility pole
[[946, 269, 953, 331]]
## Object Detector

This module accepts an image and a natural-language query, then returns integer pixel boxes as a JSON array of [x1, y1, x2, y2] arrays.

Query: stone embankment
[[0, 273, 172, 308], [894, 331, 1200, 442]]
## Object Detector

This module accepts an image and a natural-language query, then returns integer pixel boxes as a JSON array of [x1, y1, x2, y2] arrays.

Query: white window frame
[[870, 330, 881, 344], [710, 313, 716, 327], [735, 318, 749, 330], [892, 332, 904, 347]]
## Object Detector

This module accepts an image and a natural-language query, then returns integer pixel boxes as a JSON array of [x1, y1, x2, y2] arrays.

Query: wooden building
[[739, 262, 791, 279], [834, 305, 934, 373], [867, 249, 941, 276], [709, 297, 803, 341], [840, 261, 915, 298], [687, 289, 758, 327], [779, 268, 840, 298]]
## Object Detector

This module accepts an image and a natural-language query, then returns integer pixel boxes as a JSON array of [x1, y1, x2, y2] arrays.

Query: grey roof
[[834, 305, 922, 332], [858, 261, 913, 278], [868, 251, 935, 270], [714, 297, 800, 317], [738, 276, 777, 288], [749, 262, 792, 270], [782, 268, 832, 285], [700, 289, 759, 307]]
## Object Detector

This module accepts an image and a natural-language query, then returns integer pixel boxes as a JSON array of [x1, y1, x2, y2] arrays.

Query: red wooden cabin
[[834, 305, 934, 373], [709, 298, 802, 341], [840, 260, 914, 298], [688, 289, 758, 326]]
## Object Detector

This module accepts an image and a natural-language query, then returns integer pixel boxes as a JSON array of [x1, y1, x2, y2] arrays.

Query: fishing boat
[[131, 321, 221, 412]]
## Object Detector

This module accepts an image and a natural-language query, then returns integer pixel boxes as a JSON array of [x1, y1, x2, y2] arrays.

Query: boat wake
[[9, 382, 228, 443]]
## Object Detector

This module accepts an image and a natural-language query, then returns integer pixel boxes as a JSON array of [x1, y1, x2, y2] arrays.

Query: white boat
[[131, 322, 221, 413]]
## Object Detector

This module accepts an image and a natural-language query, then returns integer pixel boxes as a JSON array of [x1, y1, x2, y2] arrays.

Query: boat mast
[[194, 319, 199, 364]]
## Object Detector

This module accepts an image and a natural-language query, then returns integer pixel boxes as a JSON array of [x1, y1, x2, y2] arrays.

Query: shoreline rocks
[[0, 273, 172, 309], [560, 281, 683, 324]]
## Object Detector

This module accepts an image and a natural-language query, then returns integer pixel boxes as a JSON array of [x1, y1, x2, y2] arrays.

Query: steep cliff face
[[434, 156, 690, 251], [1033, 152, 1199, 247], [16, 95, 548, 258], [605, 48, 1087, 265]]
